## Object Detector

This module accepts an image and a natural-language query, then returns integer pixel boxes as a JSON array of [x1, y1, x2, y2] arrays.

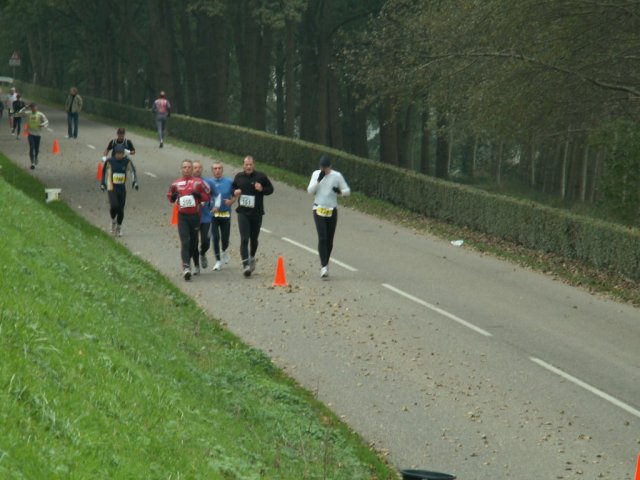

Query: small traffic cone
[[635, 453, 639, 480], [52, 139, 60, 154], [272, 256, 289, 287], [22, 124, 28, 137], [171, 202, 179, 225], [96, 161, 104, 181]]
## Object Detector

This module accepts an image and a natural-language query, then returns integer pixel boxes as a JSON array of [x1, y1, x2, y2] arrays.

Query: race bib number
[[239, 195, 255, 208], [112, 173, 126, 184], [214, 211, 230, 218], [179, 195, 196, 208], [316, 206, 334, 217]]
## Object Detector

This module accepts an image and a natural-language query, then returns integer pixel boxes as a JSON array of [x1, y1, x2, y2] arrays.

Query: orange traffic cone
[[96, 161, 104, 181], [272, 256, 289, 287], [635, 453, 639, 480], [52, 139, 60, 154], [171, 203, 179, 225], [22, 124, 28, 137]]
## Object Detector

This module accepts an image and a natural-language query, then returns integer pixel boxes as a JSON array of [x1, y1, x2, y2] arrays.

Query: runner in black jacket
[[231, 155, 274, 277]]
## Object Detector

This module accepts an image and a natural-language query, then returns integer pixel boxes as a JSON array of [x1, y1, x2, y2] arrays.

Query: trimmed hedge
[[18, 82, 640, 280]]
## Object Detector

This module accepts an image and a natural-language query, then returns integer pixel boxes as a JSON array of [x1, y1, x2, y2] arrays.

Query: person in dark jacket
[[100, 144, 138, 237], [231, 155, 274, 277]]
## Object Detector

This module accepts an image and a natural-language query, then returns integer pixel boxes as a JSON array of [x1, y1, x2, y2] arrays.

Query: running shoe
[[183, 268, 192, 281], [115, 225, 122, 237], [221, 250, 230, 264], [243, 264, 251, 277], [249, 257, 256, 273], [193, 265, 200, 275], [212, 261, 221, 271], [320, 266, 329, 278], [111, 221, 117, 235], [200, 254, 208, 269]]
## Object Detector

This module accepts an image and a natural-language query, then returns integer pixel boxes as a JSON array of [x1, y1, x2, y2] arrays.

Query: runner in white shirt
[[307, 155, 351, 279]]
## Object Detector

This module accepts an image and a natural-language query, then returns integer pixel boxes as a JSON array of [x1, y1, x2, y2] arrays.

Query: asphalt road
[[2, 106, 638, 479]]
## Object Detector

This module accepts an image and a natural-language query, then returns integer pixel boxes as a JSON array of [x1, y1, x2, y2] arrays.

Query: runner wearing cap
[[307, 155, 351, 279]]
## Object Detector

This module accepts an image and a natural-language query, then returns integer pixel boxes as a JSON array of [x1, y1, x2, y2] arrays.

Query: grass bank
[[0, 153, 396, 479]]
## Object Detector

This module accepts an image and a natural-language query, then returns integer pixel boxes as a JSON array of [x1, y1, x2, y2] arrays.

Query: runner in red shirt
[[167, 160, 210, 280]]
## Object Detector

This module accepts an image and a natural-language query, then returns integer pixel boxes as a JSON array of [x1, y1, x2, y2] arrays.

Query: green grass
[[0, 153, 397, 479]]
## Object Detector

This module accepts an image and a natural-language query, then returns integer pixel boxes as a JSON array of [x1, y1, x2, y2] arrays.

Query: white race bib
[[239, 194, 255, 208], [214, 211, 230, 218], [179, 195, 196, 208], [112, 173, 126, 184]]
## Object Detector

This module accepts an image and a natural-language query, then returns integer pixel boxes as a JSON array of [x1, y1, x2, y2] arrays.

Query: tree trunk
[[435, 113, 449, 179], [300, 0, 330, 144], [327, 70, 344, 149], [275, 43, 285, 135], [146, 0, 176, 102], [560, 128, 571, 200], [419, 110, 430, 175], [580, 143, 590, 202], [285, 18, 296, 137], [397, 104, 414, 169], [495, 142, 503, 186], [379, 98, 399, 166], [178, 4, 197, 116]]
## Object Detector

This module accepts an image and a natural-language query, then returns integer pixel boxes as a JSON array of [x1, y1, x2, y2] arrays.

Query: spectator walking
[[167, 160, 210, 281], [209, 161, 234, 271], [6, 87, 17, 131], [152, 90, 171, 148], [307, 155, 351, 279], [12, 94, 25, 139], [64, 87, 83, 138], [100, 144, 139, 237], [231, 156, 274, 277]]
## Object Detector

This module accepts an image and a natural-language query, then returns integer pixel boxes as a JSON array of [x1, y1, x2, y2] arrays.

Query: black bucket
[[400, 470, 456, 480]]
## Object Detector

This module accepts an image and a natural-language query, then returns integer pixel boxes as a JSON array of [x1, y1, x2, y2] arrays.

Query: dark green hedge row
[[20, 82, 640, 280]]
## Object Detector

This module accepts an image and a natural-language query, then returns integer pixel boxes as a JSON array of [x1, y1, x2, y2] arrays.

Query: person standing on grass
[[167, 160, 210, 281], [231, 155, 274, 277], [18, 103, 48, 169], [152, 90, 171, 148], [100, 144, 139, 237], [209, 161, 234, 271], [12, 94, 25, 140], [64, 87, 83, 139], [307, 155, 350, 279], [193, 160, 214, 270]]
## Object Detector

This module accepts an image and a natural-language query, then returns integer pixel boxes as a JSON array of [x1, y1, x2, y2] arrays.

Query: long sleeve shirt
[[232, 170, 274, 216], [307, 169, 351, 209]]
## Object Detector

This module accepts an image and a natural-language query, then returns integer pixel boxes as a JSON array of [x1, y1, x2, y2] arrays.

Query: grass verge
[[0, 152, 397, 479]]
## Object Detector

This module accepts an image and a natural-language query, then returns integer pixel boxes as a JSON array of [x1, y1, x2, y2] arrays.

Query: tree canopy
[[1, 0, 638, 223]]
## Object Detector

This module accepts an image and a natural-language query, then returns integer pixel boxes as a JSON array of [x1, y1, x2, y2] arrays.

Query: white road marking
[[144, 172, 157, 178], [382, 283, 493, 337], [530, 357, 640, 419], [46, 128, 54, 132], [261, 227, 272, 234], [282, 237, 358, 271], [87, 144, 96, 150]]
